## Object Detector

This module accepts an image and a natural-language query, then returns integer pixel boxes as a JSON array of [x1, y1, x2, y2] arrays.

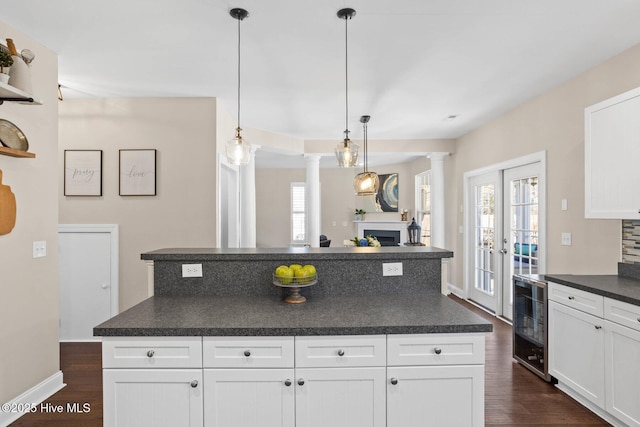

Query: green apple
[[275, 265, 294, 284], [289, 264, 303, 272], [302, 264, 316, 278], [294, 267, 310, 284]]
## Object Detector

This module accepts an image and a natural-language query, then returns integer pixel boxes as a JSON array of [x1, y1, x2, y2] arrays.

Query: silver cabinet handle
[[390, 378, 398, 385], [284, 379, 292, 387], [499, 249, 508, 254], [190, 380, 198, 388], [568, 296, 575, 300], [147, 350, 155, 358], [595, 325, 602, 330], [434, 347, 442, 355], [637, 317, 640, 323], [244, 350, 251, 357], [297, 378, 305, 386], [337, 349, 345, 356]]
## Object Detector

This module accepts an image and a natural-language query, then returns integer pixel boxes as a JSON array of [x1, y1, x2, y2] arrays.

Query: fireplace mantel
[[356, 220, 410, 245]]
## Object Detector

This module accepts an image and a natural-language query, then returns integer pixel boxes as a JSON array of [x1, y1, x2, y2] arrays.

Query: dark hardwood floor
[[9, 295, 610, 426]]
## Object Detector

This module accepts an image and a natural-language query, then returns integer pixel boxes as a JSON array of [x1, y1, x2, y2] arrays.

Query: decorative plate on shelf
[[0, 119, 28, 151]]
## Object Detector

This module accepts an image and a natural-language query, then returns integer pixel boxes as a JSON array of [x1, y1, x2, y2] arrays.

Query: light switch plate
[[32, 241, 46, 258], [561, 233, 572, 246]]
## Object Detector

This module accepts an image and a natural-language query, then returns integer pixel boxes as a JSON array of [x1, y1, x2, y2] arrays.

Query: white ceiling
[[2, 0, 640, 166]]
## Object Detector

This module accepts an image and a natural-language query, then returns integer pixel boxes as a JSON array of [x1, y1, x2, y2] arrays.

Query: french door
[[466, 158, 545, 319]]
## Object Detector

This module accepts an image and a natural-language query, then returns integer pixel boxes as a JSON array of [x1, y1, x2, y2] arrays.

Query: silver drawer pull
[[595, 325, 602, 330], [434, 347, 442, 355], [297, 378, 305, 386], [284, 379, 292, 387], [337, 349, 345, 357], [568, 296, 575, 300], [390, 378, 398, 385], [637, 317, 640, 323], [244, 350, 251, 357], [190, 380, 198, 388], [147, 350, 155, 358]]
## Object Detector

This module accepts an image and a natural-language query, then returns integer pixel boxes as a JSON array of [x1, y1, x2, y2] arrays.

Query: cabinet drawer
[[605, 297, 640, 332], [295, 335, 386, 368], [548, 281, 604, 317], [203, 337, 294, 368], [387, 333, 485, 366], [102, 337, 202, 369]]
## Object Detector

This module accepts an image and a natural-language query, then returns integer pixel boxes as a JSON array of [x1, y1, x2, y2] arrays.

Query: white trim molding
[[0, 371, 65, 426]]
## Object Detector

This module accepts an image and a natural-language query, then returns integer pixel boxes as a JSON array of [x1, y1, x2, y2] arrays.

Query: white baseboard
[[554, 381, 624, 427], [0, 371, 65, 427], [447, 283, 466, 299]]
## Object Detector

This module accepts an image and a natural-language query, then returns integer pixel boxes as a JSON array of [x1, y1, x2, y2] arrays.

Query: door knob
[[499, 249, 508, 254]]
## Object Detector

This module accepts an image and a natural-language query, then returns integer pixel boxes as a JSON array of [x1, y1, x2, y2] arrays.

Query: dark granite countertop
[[94, 293, 492, 337], [141, 246, 454, 262], [545, 274, 640, 306]]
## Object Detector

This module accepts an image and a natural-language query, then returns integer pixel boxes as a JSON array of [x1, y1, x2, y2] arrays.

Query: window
[[415, 171, 431, 246], [291, 182, 306, 243]]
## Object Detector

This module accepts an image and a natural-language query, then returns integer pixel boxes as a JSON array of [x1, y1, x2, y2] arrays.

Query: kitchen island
[[95, 246, 491, 427]]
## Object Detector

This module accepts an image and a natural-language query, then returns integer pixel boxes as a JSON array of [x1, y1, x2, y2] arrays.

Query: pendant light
[[353, 115, 379, 195], [335, 8, 359, 167], [226, 8, 252, 165]]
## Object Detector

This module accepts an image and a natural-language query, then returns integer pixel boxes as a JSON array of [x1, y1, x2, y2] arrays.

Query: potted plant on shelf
[[354, 208, 366, 221], [0, 50, 13, 84]]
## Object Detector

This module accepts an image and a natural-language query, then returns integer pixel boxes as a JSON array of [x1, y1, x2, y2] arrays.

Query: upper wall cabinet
[[585, 87, 640, 219]]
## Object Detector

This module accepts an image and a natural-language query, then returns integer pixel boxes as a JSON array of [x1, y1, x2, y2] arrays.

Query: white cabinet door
[[295, 367, 386, 427], [585, 86, 640, 219], [203, 368, 295, 427], [605, 320, 640, 427], [103, 369, 203, 427], [548, 301, 605, 407], [387, 365, 484, 427]]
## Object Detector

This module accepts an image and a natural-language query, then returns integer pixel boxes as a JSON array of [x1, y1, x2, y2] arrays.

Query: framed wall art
[[376, 173, 399, 212], [119, 149, 157, 196], [64, 150, 103, 196]]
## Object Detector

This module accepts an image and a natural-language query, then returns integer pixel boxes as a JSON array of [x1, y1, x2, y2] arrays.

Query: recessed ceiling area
[[2, 0, 640, 144]]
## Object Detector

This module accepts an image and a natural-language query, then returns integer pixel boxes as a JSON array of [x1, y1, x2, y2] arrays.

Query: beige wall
[[59, 98, 218, 311], [0, 23, 59, 402], [447, 43, 640, 289], [256, 159, 430, 248]]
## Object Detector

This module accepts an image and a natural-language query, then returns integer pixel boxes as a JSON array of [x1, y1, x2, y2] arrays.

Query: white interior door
[[58, 224, 118, 341], [465, 153, 546, 319]]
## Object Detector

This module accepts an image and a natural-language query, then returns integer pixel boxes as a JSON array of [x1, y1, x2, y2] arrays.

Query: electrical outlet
[[182, 263, 203, 278], [32, 241, 46, 258], [382, 262, 403, 277], [561, 233, 572, 246]]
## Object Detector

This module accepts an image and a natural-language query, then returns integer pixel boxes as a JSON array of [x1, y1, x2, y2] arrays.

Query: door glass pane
[[474, 184, 495, 295], [510, 177, 539, 277]]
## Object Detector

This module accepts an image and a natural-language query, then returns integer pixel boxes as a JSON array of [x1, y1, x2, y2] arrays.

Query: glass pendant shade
[[226, 127, 251, 165], [354, 171, 379, 196], [335, 138, 359, 167]]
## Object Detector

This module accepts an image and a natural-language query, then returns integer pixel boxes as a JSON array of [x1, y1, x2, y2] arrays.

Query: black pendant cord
[[236, 16, 241, 131], [344, 16, 349, 140], [363, 121, 368, 172]]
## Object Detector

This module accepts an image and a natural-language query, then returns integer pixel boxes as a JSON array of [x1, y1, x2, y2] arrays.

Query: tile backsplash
[[622, 220, 640, 263]]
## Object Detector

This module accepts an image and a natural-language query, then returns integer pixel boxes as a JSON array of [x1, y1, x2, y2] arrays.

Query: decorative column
[[239, 146, 259, 248], [428, 152, 448, 249], [305, 154, 322, 248]]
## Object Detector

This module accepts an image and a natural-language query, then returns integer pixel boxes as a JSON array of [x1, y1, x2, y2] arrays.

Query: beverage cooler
[[512, 274, 551, 381]]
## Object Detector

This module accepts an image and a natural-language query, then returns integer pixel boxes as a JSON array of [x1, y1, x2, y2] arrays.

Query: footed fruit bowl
[[273, 273, 317, 304]]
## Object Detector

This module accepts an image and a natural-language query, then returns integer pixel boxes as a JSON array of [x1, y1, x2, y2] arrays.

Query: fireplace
[[356, 220, 409, 246], [364, 229, 401, 246]]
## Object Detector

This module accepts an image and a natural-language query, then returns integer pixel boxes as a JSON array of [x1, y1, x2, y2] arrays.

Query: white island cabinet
[[102, 334, 486, 427]]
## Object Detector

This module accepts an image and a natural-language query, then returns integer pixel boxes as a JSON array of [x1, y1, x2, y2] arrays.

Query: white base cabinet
[[203, 369, 295, 427], [103, 333, 486, 427], [387, 365, 483, 427], [548, 281, 640, 427], [548, 300, 605, 408], [605, 320, 640, 427], [103, 369, 203, 427]]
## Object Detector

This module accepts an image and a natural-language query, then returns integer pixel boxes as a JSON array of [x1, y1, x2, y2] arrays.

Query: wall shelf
[[0, 81, 42, 105], [0, 146, 35, 158]]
